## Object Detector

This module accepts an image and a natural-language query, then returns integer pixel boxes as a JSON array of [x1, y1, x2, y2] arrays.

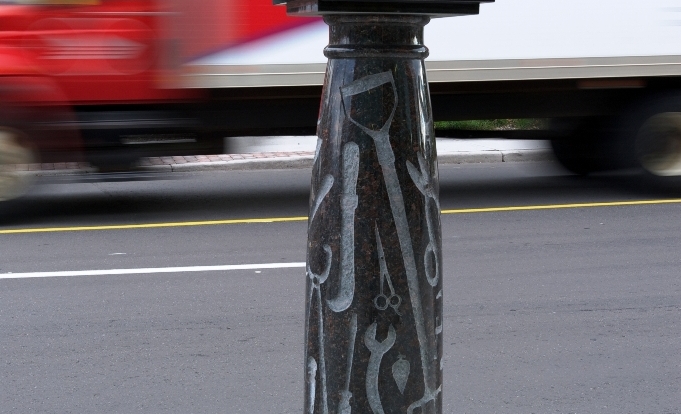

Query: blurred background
[[4, 2, 681, 413], [1, 0, 681, 205]]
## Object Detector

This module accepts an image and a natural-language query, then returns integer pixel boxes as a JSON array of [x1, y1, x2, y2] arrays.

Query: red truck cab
[[0, 0, 315, 200], [0, 0, 190, 103]]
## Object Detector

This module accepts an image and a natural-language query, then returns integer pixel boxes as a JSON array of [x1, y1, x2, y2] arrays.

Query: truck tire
[[0, 125, 36, 202], [550, 118, 615, 175], [605, 92, 681, 191], [551, 136, 595, 175], [630, 107, 681, 178]]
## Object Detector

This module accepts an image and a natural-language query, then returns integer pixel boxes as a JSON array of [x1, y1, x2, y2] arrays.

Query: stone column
[[305, 15, 443, 414]]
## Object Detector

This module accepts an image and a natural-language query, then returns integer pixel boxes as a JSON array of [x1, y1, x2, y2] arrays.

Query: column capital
[[273, 0, 494, 17]]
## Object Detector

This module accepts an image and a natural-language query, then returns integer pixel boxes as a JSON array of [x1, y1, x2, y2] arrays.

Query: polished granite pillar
[[305, 15, 443, 414]]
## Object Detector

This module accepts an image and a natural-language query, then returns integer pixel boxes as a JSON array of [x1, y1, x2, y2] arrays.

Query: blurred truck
[[1, 0, 681, 201]]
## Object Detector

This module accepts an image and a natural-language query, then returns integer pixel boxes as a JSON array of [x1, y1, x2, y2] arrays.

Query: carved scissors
[[373, 225, 401, 315]]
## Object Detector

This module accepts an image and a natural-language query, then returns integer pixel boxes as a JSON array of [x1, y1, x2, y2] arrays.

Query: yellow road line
[[441, 198, 681, 214], [2, 198, 681, 235], [0, 216, 308, 234]]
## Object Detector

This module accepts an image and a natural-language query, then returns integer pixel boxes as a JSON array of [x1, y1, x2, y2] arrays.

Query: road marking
[[441, 198, 681, 214], [1, 199, 681, 235], [0, 216, 308, 234], [0, 262, 306, 279]]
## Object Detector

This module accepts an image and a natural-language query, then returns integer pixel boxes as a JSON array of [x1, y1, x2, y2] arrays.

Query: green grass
[[435, 119, 547, 131]]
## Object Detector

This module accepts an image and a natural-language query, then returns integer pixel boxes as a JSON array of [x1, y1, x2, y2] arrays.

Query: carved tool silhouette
[[327, 142, 360, 313], [364, 322, 396, 414], [407, 152, 441, 287], [337, 313, 358, 414], [342, 71, 440, 414], [373, 224, 401, 315]]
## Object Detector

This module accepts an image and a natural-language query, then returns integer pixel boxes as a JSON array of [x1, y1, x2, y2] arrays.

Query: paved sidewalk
[[15, 137, 553, 176]]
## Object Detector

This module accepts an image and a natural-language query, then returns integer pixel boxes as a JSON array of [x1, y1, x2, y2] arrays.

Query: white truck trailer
[[185, 0, 681, 178]]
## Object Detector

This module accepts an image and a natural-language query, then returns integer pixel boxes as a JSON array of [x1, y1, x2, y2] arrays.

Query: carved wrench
[[364, 322, 396, 414]]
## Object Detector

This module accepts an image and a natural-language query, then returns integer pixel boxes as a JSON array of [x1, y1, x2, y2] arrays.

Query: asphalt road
[[2, 162, 681, 413]]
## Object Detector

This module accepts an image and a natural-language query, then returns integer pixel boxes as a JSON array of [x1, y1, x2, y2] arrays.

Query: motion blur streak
[[4, 198, 681, 234], [0, 0, 308, 193]]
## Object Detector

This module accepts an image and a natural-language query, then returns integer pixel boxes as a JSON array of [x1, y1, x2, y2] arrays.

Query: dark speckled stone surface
[[305, 15, 443, 414], [275, 0, 493, 17]]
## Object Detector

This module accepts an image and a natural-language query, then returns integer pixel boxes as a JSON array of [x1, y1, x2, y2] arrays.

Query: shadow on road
[[2, 162, 681, 228]]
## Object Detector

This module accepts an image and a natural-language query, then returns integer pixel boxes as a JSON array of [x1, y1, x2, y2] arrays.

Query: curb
[[168, 155, 314, 172], [501, 149, 554, 163], [16, 149, 553, 177], [438, 149, 553, 165]]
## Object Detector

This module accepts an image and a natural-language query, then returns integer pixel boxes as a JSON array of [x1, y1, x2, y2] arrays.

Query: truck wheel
[[619, 93, 681, 185], [551, 137, 595, 175], [550, 118, 614, 175], [0, 126, 36, 202], [633, 112, 681, 177]]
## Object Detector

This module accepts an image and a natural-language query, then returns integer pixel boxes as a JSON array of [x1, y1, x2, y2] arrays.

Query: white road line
[[0, 262, 306, 280]]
